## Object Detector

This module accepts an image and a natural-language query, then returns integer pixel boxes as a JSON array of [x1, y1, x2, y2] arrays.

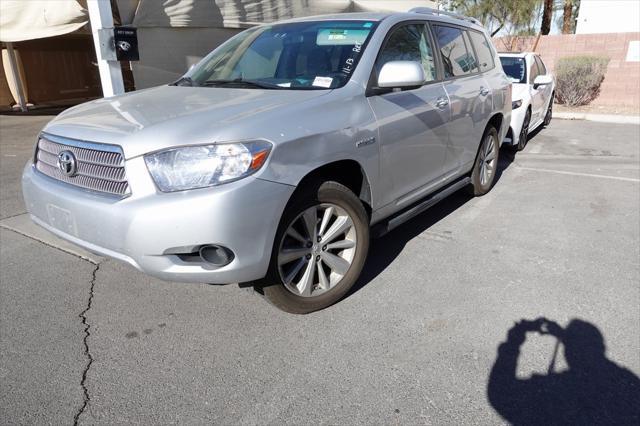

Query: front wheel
[[259, 181, 370, 314], [467, 126, 500, 196], [516, 109, 531, 151], [543, 97, 553, 126]]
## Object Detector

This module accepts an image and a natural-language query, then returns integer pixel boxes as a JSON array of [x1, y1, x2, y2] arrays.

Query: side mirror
[[377, 61, 425, 89], [533, 74, 553, 88]]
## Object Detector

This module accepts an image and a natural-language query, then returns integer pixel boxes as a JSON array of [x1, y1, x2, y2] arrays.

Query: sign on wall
[[114, 27, 139, 61]]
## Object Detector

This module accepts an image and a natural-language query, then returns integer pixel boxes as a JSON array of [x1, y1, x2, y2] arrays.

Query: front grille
[[34, 134, 130, 196]]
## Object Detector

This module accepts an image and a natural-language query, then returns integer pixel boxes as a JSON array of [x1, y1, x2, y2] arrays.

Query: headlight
[[144, 140, 272, 192], [512, 99, 523, 109]]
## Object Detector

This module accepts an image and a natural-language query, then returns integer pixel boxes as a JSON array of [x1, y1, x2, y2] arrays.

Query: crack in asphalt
[[73, 262, 100, 426]]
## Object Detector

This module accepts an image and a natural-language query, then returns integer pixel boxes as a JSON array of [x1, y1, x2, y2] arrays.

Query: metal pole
[[87, 0, 124, 97], [5, 42, 27, 112]]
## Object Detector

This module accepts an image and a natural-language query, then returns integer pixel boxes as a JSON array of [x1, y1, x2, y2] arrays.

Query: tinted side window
[[469, 30, 495, 72], [433, 25, 475, 78], [376, 24, 437, 82], [462, 31, 479, 72], [529, 57, 540, 82], [535, 56, 547, 75]]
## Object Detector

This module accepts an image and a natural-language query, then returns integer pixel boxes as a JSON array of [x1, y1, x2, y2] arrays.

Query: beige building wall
[[494, 32, 640, 107]]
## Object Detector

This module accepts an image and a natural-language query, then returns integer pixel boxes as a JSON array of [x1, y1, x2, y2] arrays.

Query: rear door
[[367, 22, 450, 207], [431, 23, 492, 175], [529, 55, 545, 123], [468, 29, 510, 140]]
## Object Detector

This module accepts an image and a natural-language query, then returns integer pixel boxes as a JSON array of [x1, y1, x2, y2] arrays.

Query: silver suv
[[22, 8, 511, 313]]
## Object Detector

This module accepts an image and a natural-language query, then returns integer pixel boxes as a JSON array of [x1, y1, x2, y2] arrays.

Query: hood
[[511, 83, 530, 103], [43, 85, 331, 158]]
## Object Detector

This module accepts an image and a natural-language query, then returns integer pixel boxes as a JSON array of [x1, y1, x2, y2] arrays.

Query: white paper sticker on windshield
[[312, 76, 333, 88], [277, 82, 292, 87]]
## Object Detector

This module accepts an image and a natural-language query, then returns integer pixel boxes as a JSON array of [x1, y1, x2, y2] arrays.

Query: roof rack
[[408, 7, 482, 27]]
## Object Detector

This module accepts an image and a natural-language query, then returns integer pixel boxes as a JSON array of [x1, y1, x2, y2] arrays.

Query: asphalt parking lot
[[1, 115, 639, 424]]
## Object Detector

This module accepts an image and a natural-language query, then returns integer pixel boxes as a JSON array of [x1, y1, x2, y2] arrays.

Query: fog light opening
[[199, 245, 234, 267]]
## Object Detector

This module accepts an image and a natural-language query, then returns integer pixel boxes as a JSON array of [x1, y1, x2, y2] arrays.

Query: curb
[[554, 112, 640, 125]]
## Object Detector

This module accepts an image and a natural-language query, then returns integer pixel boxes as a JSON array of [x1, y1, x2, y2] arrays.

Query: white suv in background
[[499, 52, 554, 151]]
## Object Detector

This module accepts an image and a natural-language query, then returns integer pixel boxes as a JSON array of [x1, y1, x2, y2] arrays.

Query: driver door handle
[[435, 97, 449, 109], [480, 86, 490, 96]]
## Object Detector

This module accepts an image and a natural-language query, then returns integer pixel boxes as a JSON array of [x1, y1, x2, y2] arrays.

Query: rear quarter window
[[468, 30, 495, 72]]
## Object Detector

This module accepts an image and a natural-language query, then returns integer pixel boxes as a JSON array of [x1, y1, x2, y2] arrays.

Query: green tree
[[446, 0, 541, 36]]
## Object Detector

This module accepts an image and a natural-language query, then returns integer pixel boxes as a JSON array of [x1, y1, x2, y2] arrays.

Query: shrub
[[555, 56, 610, 107]]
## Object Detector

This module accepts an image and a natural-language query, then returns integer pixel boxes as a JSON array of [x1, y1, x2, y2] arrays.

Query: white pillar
[[87, 0, 124, 97], [5, 42, 28, 111]]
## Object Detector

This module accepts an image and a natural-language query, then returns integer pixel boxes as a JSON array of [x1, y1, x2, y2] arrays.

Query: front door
[[367, 23, 450, 208]]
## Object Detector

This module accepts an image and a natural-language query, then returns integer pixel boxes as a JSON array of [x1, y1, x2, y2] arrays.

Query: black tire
[[543, 96, 553, 126], [467, 126, 500, 196], [513, 108, 531, 152], [257, 181, 370, 314]]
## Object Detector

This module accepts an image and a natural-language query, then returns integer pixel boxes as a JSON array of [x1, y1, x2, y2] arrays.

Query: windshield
[[500, 56, 527, 84], [186, 20, 378, 90]]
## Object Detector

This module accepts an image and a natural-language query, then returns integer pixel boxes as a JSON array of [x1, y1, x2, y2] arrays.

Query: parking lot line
[[516, 166, 640, 183]]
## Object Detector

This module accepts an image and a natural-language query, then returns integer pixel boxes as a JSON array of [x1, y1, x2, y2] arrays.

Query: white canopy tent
[[0, 0, 90, 110]]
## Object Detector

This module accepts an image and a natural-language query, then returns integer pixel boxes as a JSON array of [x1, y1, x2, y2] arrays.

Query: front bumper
[[22, 161, 294, 284]]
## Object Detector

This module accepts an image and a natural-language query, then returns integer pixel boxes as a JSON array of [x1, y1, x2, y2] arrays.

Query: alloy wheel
[[544, 101, 553, 125], [277, 203, 357, 298], [519, 111, 530, 150], [479, 132, 498, 186]]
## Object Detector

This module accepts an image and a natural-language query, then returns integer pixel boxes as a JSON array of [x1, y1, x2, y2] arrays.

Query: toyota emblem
[[57, 150, 78, 177]]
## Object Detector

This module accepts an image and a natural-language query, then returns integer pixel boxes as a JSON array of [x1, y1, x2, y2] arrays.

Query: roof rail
[[408, 7, 482, 27]]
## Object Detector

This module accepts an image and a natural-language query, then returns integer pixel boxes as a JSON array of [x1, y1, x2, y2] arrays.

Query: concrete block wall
[[494, 33, 640, 108]]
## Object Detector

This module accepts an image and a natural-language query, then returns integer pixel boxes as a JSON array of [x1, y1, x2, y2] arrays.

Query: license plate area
[[46, 204, 78, 237]]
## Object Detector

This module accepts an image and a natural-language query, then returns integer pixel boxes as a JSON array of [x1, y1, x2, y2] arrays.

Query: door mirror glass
[[533, 74, 553, 87], [377, 61, 425, 88]]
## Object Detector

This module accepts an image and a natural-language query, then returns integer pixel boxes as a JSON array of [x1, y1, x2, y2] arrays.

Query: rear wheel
[[468, 126, 499, 196], [516, 109, 531, 151], [259, 181, 369, 314]]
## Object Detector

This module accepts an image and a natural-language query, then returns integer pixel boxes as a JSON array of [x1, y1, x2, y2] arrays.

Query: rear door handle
[[435, 97, 449, 108], [480, 87, 490, 96]]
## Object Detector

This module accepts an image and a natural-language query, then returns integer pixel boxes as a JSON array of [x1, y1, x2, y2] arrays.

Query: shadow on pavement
[[349, 140, 516, 296], [488, 317, 640, 425]]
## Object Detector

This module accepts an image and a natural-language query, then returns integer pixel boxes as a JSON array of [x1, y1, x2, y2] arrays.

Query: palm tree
[[540, 0, 554, 34], [562, 0, 577, 33]]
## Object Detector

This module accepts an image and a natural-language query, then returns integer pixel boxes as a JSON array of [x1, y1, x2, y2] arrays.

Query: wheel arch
[[472, 114, 503, 165], [487, 112, 504, 136], [292, 160, 373, 218]]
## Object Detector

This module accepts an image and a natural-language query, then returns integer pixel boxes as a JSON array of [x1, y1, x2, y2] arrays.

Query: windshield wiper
[[171, 76, 197, 87], [202, 79, 285, 90]]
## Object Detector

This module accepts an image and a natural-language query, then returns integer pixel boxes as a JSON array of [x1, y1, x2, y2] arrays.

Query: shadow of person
[[488, 318, 640, 425]]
